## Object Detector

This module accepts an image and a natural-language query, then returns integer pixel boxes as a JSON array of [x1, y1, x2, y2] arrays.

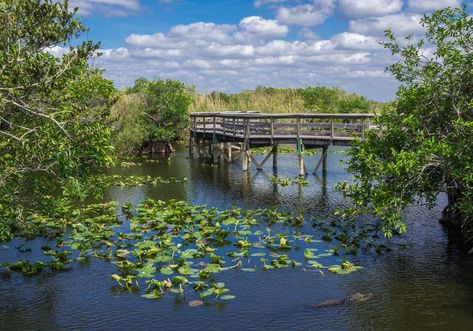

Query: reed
[[189, 86, 382, 114]]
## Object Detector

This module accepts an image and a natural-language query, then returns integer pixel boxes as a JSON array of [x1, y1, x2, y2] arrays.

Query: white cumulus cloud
[[408, 0, 461, 12], [331, 32, 381, 50], [349, 13, 424, 36], [339, 0, 403, 17], [86, 16, 399, 101], [239, 16, 289, 37], [276, 0, 336, 26], [70, 0, 141, 17]]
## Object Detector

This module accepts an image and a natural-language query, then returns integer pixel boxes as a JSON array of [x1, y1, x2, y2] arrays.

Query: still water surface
[[1, 145, 473, 331]]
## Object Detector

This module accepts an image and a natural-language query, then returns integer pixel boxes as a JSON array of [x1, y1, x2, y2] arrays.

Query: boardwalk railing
[[189, 112, 375, 175], [190, 112, 374, 146]]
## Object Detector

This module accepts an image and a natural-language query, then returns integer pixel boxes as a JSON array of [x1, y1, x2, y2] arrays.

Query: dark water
[[1, 145, 473, 331]]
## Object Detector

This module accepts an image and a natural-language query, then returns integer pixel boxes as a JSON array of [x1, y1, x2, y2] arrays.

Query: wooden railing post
[[246, 117, 250, 139], [242, 118, 250, 171], [361, 118, 366, 139], [330, 119, 334, 141], [213, 115, 216, 136], [270, 117, 274, 144]]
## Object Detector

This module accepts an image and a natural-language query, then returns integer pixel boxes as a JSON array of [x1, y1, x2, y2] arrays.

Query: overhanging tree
[[340, 7, 473, 244], [0, 0, 116, 204]]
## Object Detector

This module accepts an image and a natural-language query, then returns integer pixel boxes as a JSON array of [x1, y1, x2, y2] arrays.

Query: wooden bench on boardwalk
[[189, 112, 375, 176]]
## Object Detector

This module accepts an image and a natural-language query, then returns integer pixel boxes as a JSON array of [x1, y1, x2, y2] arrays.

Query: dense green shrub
[[110, 78, 192, 155], [0, 0, 116, 208], [128, 78, 192, 142]]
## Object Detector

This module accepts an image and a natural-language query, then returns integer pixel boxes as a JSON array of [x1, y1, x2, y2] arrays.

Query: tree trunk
[[142, 142, 175, 154], [440, 187, 473, 252]]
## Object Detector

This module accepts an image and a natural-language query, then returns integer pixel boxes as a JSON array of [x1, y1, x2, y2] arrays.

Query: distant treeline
[[190, 86, 382, 114]]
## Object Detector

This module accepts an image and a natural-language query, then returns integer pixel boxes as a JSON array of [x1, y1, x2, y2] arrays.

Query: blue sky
[[63, 0, 470, 101]]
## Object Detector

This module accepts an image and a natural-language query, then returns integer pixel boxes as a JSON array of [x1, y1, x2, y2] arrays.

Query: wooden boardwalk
[[189, 112, 374, 175]]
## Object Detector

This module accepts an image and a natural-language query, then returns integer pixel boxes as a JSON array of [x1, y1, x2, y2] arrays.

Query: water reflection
[[1, 145, 472, 331]]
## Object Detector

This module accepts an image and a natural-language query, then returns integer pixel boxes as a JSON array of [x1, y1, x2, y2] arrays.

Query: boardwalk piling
[[272, 145, 278, 170], [226, 142, 232, 161], [297, 138, 306, 176], [242, 148, 249, 171]]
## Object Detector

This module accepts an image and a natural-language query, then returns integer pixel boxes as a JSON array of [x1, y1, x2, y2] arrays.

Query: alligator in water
[[267, 293, 373, 326], [312, 293, 373, 308]]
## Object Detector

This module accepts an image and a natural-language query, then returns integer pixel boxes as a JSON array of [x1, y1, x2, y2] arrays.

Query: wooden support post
[[297, 138, 306, 177], [322, 145, 328, 174], [298, 154, 305, 177], [242, 118, 250, 171], [313, 145, 328, 175], [226, 142, 232, 162], [196, 139, 202, 158], [272, 145, 278, 170], [219, 142, 225, 162], [242, 147, 249, 171], [189, 135, 194, 158], [212, 143, 219, 163], [194, 138, 200, 157]]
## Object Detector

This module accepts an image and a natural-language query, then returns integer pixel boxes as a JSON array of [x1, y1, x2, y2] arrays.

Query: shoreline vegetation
[[189, 86, 383, 114]]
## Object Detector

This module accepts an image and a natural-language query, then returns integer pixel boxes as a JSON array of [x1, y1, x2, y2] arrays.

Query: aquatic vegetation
[[328, 261, 363, 275], [0, 183, 367, 305], [103, 199, 360, 303], [311, 216, 394, 255], [91, 174, 185, 188], [270, 176, 309, 187], [119, 161, 142, 167]]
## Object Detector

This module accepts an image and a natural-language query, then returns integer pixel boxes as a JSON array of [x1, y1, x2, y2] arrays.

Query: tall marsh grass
[[189, 86, 382, 114]]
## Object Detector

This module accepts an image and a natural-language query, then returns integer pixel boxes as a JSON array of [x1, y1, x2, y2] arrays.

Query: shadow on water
[[1, 144, 473, 331]]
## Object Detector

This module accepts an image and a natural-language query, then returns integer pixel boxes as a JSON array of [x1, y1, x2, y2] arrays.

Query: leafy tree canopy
[[0, 0, 116, 206], [127, 78, 192, 143], [110, 78, 192, 155], [340, 7, 473, 243]]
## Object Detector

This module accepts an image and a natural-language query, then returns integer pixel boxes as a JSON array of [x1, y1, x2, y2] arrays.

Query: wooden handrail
[[190, 112, 375, 119], [190, 112, 376, 144]]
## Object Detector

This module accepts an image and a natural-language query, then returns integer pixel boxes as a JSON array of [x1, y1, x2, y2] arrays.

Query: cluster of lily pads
[[118, 159, 162, 167], [311, 216, 396, 255], [92, 174, 185, 188], [0, 196, 365, 306], [270, 175, 309, 186], [109, 200, 364, 302]]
